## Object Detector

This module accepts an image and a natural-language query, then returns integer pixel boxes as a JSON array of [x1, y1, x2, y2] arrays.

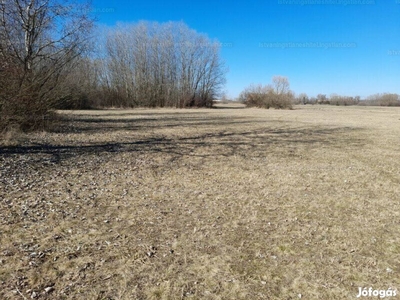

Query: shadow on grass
[[49, 115, 266, 134], [212, 105, 246, 110], [0, 123, 366, 165]]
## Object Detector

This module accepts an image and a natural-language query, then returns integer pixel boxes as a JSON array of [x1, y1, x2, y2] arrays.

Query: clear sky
[[90, 0, 400, 99]]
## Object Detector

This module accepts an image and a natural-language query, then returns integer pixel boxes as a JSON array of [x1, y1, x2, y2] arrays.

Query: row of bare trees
[[240, 79, 400, 108], [1, 1, 227, 131], [295, 93, 400, 106], [54, 21, 227, 109], [88, 21, 226, 108]]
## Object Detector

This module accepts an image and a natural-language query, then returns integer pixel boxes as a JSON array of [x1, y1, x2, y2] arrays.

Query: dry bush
[[240, 82, 293, 109], [0, 90, 60, 132], [0, 90, 47, 133], [0, 0, 93, 130], [0, 124, 23, 146], [270, 92, 294, 109]]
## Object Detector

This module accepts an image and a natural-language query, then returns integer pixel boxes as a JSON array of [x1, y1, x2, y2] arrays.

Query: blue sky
[[90, 0, 400, 99]]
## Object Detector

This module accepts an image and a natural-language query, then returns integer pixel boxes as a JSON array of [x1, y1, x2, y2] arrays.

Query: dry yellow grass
[[1, 103, 399, 299]]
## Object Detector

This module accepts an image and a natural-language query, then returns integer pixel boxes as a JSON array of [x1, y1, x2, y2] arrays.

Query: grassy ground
[[1, 103, 399, 299]]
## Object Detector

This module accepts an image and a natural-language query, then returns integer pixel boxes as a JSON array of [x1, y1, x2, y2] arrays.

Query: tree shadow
[[212, 104, 246, 109], [0, 124, 366, 165], [49, 114, 265, 134]]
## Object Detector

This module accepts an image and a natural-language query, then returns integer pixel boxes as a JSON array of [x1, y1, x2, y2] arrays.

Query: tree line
[[0, 0, 226, 131], [294, 93, 400, 106], [239, 77, 400, 108]]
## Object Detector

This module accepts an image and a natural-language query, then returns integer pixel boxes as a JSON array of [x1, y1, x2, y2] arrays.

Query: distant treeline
[[294, 93, 400, 107], [238, 79, 400, 109]]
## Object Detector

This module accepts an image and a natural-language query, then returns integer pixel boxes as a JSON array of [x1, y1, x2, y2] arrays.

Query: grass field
[[1, 103, 399, 299]]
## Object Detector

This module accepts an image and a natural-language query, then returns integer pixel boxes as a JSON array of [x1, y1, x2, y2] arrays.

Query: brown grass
[[1, 103, 400, 299]]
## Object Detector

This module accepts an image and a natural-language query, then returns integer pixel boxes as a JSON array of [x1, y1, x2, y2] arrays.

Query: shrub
[[239, 77, 294, 109]]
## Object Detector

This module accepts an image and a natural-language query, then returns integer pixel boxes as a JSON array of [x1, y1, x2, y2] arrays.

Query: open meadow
[[1, 103, 400, 299]]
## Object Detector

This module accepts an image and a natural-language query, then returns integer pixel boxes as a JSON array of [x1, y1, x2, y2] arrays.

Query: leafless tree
[[316, 94, 327, 104], [297, 93, 309, 104], [101, 21, 226, 108], [0, 0, 93, 130], [272, 76, 290, 95]]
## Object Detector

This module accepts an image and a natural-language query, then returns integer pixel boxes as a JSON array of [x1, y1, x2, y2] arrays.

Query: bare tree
[[297, 93, 309, 104], [272, 76, 290, 95], [0, 0, 93, 130], [316, 94, 327, 104]]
